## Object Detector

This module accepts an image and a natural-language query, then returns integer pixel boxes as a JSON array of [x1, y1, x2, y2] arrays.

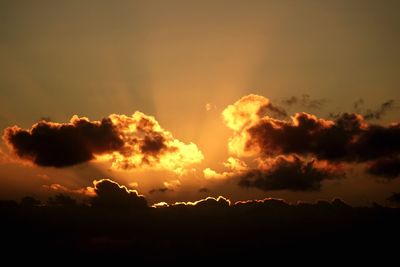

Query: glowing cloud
[[203, 157, 248, 180], [3, 111, 204, 172], [173, 196, 231, 207], [222, 94, 287, 156], [222, 95, 400, 179], [42, 183, 96, 197]]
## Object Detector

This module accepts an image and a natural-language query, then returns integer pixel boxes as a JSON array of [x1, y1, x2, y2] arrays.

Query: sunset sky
[[1, 0, 399, 206]]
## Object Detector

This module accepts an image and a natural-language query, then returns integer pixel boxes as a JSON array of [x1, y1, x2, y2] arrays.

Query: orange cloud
[[222, 94, 287, 156], [42, 183, 96, 197], [203, 157, 248, 180]]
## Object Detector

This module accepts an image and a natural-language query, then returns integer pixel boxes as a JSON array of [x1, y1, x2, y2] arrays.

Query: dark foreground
[[1, 199, 399, 263]]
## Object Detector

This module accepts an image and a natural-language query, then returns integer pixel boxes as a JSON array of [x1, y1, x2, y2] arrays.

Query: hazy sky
[[0, 0, 399, 205]]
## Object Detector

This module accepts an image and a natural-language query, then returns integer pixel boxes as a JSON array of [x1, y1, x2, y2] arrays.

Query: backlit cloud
[[238, 155, 344, 191], [3, 112, 204, 172], [42, 183, 96, 197], [90, 178, 147, 210], [222, 95, 400, 179]]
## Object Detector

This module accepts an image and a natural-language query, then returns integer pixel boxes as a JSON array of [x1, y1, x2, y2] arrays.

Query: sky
[[0, 0, 400, 206]]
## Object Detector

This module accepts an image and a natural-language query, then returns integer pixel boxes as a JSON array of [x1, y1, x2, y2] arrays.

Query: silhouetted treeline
[[1, 193, 400, 263]]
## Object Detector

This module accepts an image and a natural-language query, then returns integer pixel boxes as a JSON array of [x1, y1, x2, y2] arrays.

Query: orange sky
[[0, 1, 399, 205]]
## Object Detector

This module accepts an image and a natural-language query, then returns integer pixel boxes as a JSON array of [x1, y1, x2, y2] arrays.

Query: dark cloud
[[246, 112, 400, 163], [224, 95, 400, 187], [367, 157, 400, 179], [149, 187, 173, 194], [20, 196, 41, 207], [47, 193, 77, 207], [198, 187, 209, 193], [364, 100, 395, 120], [3, 112, 203, 170], [263, 103, 287, 118], [387, 192, 400, 204], [352, 98, 395, 120], [3, 117, 124, 167], [353, 98, 364, 111], [238, 155, 343, 191], [282, 94, 327, 110], [91, 179, 147, 210], [140, 134, 167, 155]]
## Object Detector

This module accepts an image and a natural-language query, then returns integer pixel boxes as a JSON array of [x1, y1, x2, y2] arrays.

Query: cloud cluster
[[3, 112, 203, 172], [246, 112, 400, 163], [221, 94, 400, 191]]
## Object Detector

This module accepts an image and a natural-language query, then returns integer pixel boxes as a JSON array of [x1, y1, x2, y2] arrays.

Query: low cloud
[[387, 192, 400, 204], [238, 155, 344, 192], [367, 157, 400, 179], [90, 179, 148, 210], [42, 183, 96, 197]]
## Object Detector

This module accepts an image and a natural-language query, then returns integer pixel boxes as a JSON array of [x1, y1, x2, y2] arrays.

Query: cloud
[[173, 196, 231, 208], [151, 202, 169, 208], [149, 179, 180, 194], [90, 179, 147, 210], [387, 192, 400, 204], [223, 94, 400, 183], [129, 182, 139, 188], [0, 148, 9, 164], [163, 180, 181, 189], [234, 197, 290, 208], [42, 183, 96, 197], [352, 98, 395, 120], [47, 194, 78, 207], [149, 187, 173, 194], [363, 100, 395, 120], [203, 157, 248, 180], [203, 168, 233, 180], [3, 111, 203, 172], [222, 94, 290, 156], [281, 94, 327, 110], [238, 155, 344, 191], [3, 116, 123, 167], [353, 98, 364, 111], [223, 157, 248, 171], [224, 97, 400, 162], [205, 103, 217, 111], [367, 157, 400, 179], [20, 196, 42, 207], [198, 187, 209, 193]]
